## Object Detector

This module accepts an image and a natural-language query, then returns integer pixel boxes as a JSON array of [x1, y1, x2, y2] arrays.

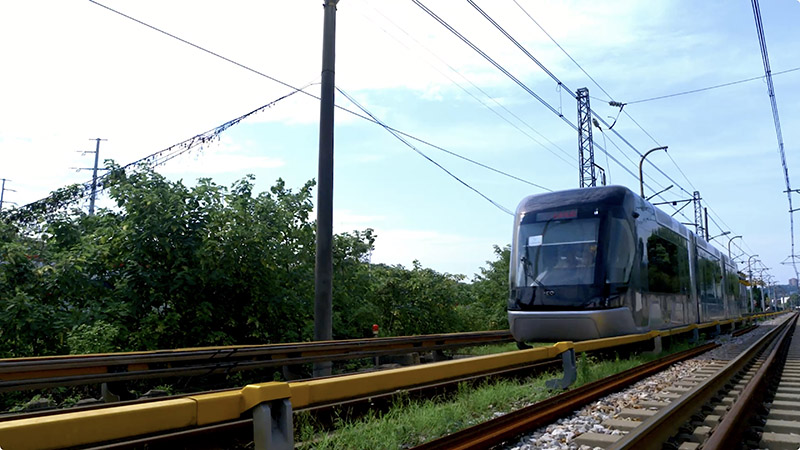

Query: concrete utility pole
[[76, 138, 107, 215], [313, 0, 339, 378], [576, 87, 596, 188], [0, 178, 16, 211], [1, 178, 8, 210], [748, 255, 759, 312], [88, 138, 105, 215]]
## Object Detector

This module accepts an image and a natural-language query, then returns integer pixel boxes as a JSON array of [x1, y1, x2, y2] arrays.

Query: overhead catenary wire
[[86, 0, 555, 195], [510, 0, 613, 102], [750, 0, 798, 279], [478, 0, 755, 244], [88, 0, 755, 270], [512, 0, 706, 203], [462, 0, 694, 199], [355, 0, 576, 169], [426, 0, 686, 211], [91, 0, 667, 211], [418, 1, 700, 229], [624, 67, 800, 105], [337, 87, 515, 216], [507, 0, 711, 198], [410, 0, 666, 197], [462, 0, 724, 239]]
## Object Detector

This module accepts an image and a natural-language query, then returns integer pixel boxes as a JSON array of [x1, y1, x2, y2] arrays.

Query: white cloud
[[369, 228, 497, 278]]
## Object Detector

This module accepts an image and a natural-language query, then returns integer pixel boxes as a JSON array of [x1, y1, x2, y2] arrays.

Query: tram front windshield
[[517, 218, 599, 287]]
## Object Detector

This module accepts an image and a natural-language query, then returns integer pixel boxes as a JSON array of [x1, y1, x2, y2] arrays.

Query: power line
[[625, 67, 800, 105], [337, 87, 515, 215], [90, 0, 555, 195], [11, 90, 303, 220], [498, 0, 747, 237], [468, 0, 568, 99], [510, 0, 613, 102], [89, 0, 304, 94], [504, 8, 696, 201], [410, 0, 658, 193], [93, 0, 668, 209], [355, 4, 674, 202], [414, 0, 564, 118], [463, 0, 694, 199], [750, 0, 797, 280], [355, 1, 577, 169], [508, 0, 716, 200], [467, 0, 739, 240], [91, 0, 706, 238]]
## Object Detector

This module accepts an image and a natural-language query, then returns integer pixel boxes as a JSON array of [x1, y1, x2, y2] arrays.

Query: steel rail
[[609, 313, 796, 449], [703, 314, 797, 449], [0, 330, 512, 391], [410, 342, 718, 450], [732, 324, 759, 337]]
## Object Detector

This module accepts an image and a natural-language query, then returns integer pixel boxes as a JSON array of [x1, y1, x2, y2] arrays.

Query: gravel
[[501, 317, 784, 450]]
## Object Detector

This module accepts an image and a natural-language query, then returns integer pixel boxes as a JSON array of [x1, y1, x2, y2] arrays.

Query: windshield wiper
[[522, 255, 548, 292]]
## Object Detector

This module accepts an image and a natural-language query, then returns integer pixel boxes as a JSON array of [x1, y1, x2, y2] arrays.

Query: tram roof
[[516, 185, 634, 214]]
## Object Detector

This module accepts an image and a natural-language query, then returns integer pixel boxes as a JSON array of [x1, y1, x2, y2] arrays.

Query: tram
[[508, 185, 747, 342]]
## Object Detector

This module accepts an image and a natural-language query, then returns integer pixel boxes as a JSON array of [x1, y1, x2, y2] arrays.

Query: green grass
[[296, 339, 697, 449], [456, 341, 550, 356], [296, 378, 554, 449]]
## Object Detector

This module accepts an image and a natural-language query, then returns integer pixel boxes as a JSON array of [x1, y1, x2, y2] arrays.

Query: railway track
[[0, 316, 777, 449], [0, 330, 512, 392], [706, 312, 800, 449], [413, 314, 793, 450]]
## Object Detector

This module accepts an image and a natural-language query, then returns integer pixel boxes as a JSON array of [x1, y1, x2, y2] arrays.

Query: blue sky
[[1, 0, 799, 284]]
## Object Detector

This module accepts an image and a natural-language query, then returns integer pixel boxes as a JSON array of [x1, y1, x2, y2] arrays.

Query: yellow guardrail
[[0, 313, 791, 450], [0, 382, 292, 449]]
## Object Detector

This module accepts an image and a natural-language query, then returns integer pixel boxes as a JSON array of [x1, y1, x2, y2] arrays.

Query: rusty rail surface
[[411, 342, 718, 450], [732, 324, 758, 337], [0, 330, 513, 391]]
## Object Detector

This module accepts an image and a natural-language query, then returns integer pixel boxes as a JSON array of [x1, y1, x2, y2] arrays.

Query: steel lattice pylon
[[577, 88, 596, 188], [693, 191, 704, 238]]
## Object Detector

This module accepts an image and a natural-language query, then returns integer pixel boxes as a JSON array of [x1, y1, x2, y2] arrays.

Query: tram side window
[[646, 233, 689, 294], [697, 249, 722, 302], [724, 267, 739, 298], [606, 217, 635, 283]]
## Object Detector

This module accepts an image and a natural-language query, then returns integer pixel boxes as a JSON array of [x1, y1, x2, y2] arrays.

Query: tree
[[1, 162, 512, 359], [1, 165, 378, 355], [466, 245, 510, 330], [368, 261, 471, 336]]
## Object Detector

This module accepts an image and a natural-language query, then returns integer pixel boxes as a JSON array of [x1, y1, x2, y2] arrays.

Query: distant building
[[790, 278, 798, 287]]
